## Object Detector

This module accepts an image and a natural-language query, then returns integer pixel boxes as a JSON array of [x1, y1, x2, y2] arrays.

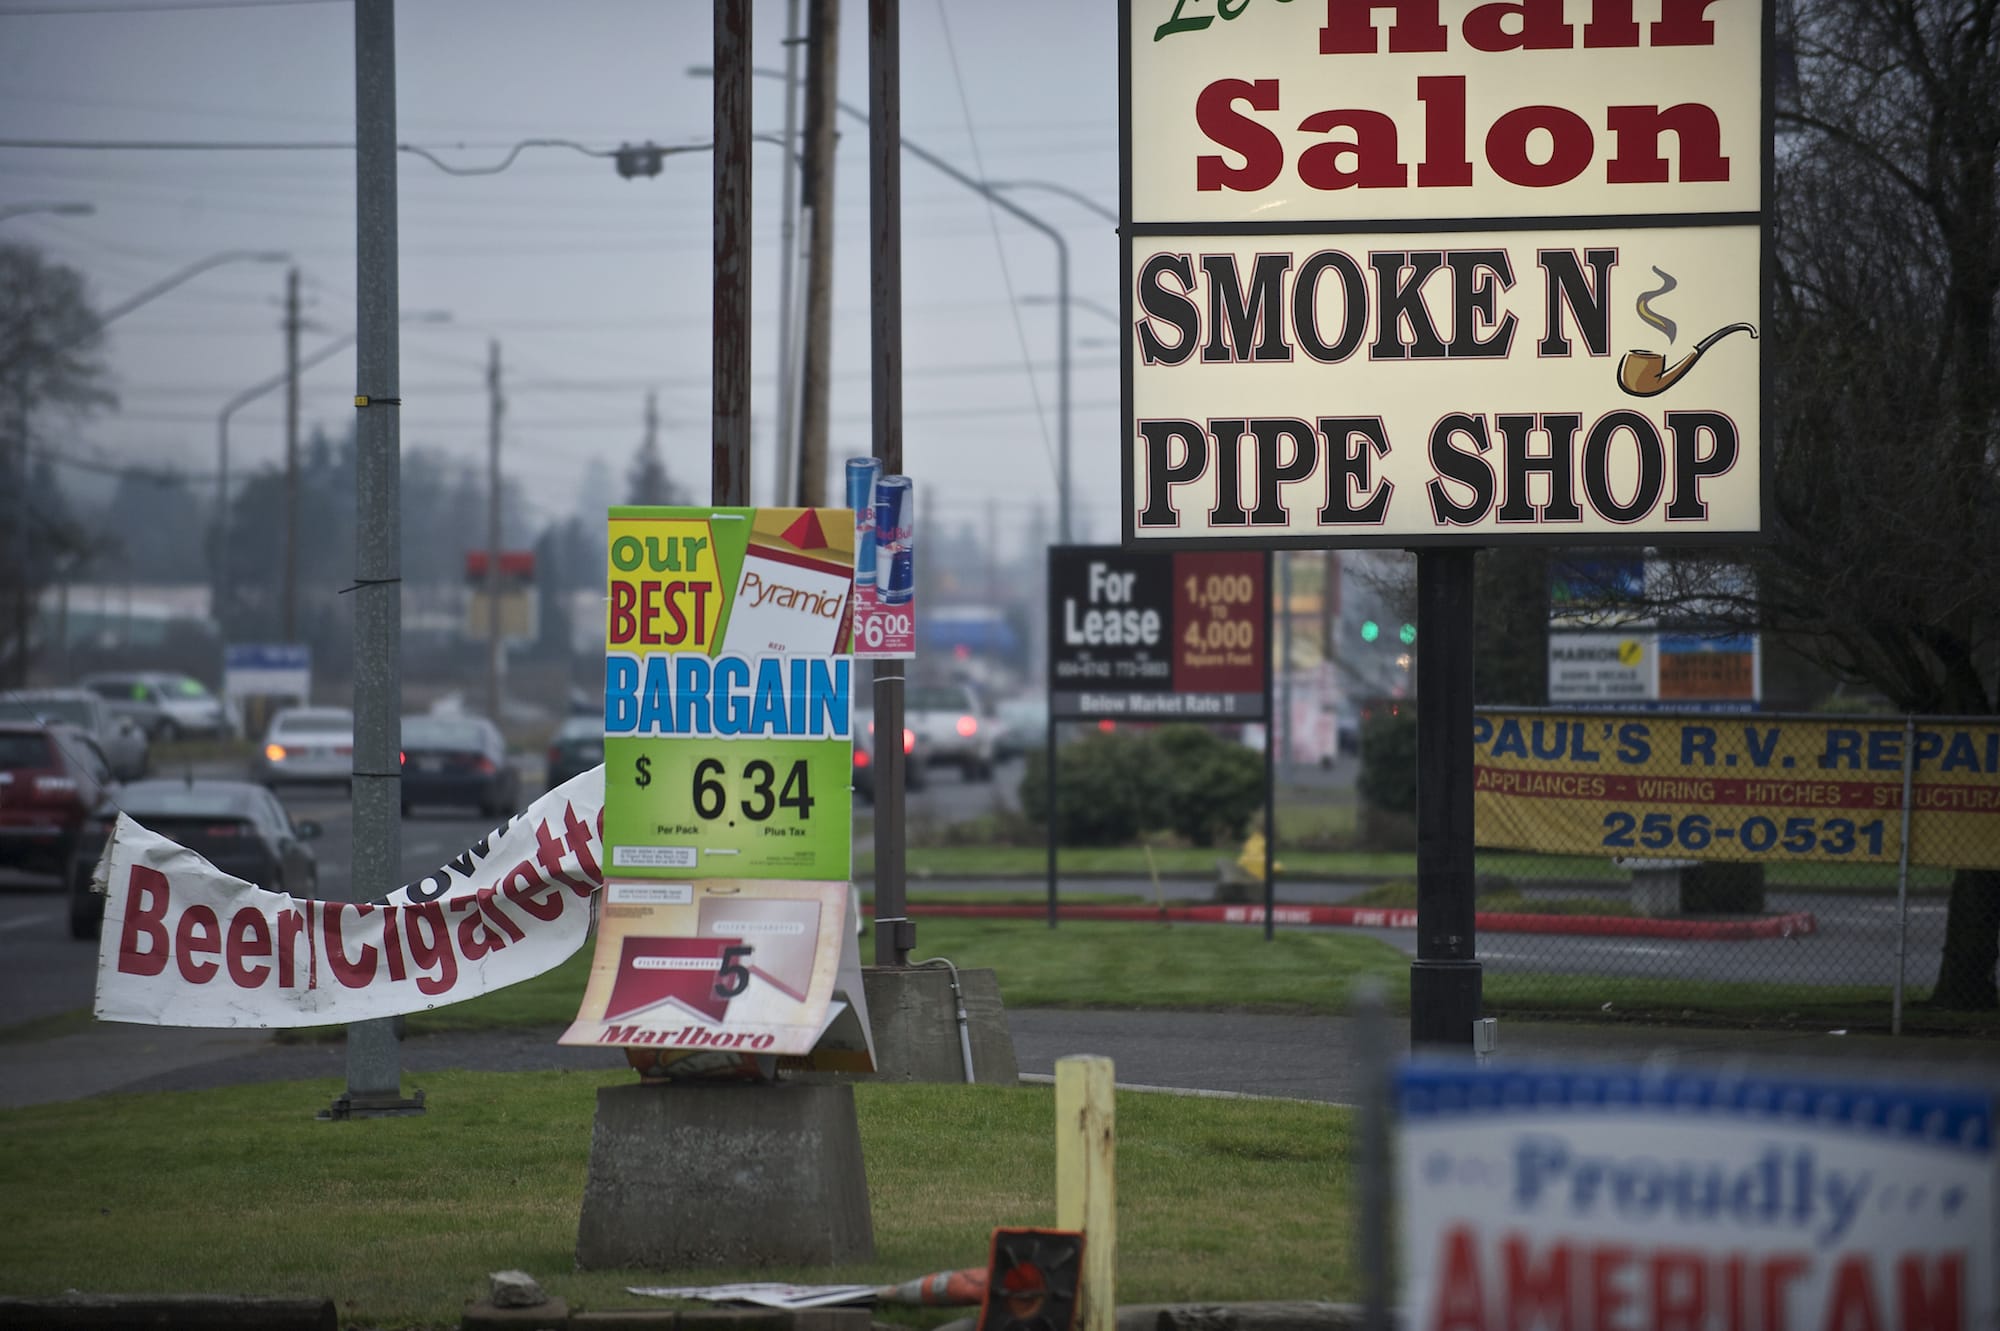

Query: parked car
[[545, 715, 604, 791], [400, 713, 518, 818], [79, 671, 232, 742], [0, 721, 115, 879], [991, 694, 1049, 762], [0, 688, 149, 780], [256, 706, 355, 787], [851, 709, 925, 802], [905, 682, 996, 780], [68, 779, 321, 938]]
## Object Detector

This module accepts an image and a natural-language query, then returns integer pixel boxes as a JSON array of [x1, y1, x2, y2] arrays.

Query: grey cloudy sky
[[1, 0, 1122, 546]]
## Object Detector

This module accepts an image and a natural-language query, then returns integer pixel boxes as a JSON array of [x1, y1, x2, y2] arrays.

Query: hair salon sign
[[1120, 0, 1770, 546]]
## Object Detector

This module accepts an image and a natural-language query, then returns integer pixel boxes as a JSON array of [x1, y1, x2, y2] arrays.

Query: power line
[[0, 0, 342, 13], [0, 135, 704, 176]]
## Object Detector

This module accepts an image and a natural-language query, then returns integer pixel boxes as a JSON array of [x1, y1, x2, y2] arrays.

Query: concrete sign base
[[574, 1082, 875, 1270]]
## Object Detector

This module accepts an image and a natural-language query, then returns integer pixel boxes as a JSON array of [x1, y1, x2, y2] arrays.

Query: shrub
[[1358, 707, 1418, 815], [1018, 726, 1264, 848]]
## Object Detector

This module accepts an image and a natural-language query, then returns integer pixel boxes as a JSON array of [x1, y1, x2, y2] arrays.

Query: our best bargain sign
[[1120, 0, 1769, 545], [603, 507, 854, 882], [1474, 710, 2000, 868]]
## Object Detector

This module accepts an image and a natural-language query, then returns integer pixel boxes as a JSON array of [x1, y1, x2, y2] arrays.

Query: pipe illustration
[[1617, 322, 1758, 397]]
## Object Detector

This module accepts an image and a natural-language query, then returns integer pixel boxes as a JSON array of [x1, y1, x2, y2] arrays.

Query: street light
[[212, 311, 450, 626], [1022, 293, 1120, 327], [688, 62, 1088, 542], [0, 201, 94, 224]]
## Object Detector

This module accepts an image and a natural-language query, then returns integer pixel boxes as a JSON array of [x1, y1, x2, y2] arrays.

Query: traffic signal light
[[1360, 620, 1380, 642], [1399, 622, 1417, 645]]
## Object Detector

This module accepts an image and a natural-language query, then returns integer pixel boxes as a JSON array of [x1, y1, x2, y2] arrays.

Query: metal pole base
[[1409, 959, 1483, 1050], [318, 1090, 427, 1120]]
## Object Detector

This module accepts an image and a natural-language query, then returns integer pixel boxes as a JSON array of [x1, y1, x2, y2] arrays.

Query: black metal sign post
[[1411, 549, 1481, 1047], [1261, 550, 1275, 943]]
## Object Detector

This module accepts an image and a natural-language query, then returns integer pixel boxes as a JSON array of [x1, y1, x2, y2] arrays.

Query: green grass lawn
[[0, 1074, 1356, 1330]]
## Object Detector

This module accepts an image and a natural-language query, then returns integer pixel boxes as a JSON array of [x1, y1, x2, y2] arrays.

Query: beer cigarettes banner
[[1474, 710, 2000, 868], [93, 768, 605, 1028], [602, 507, 855, 882], [1399, 1062, 1997, 1329]]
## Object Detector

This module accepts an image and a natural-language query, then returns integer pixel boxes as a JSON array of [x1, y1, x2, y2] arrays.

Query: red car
[[0, 721, 114, 878]]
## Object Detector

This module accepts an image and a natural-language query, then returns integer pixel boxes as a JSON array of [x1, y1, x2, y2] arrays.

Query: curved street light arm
[[982, 179, 1117, 224]]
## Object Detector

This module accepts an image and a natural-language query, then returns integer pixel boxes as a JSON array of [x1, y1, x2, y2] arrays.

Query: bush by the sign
[[1021, 726, 1263, 848]]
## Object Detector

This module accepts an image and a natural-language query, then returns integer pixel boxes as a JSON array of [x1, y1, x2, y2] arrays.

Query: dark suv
[[0, 722, 114, 878]]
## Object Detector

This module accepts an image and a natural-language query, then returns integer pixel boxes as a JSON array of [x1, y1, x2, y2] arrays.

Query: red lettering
[[380, 904, 406, 982], [117, 865, 171, 977], [1463, 0, 1573, 51], [225, 906, 272, 987], [503, 859, 564, 921], [689, 583, 710, 645], [1321, 0, 1447, 53], [1196, 79, 1283, 193], [532, 819, 591, 899], [1296, 108, 1406, 189], [175, 903, 221, 984], [1826, 1255, 1882, 1331], [1582, 0, 1639, 47], [662, 582, 689, 645], [476, 886, 527, 943], [1898, 1252, 1963, 1331], [1416, 76, 1472, 187], [608, 580, 637, 645], [565, 804, 603, 886], [404, 902, 457, 996], [1587, 1245, 1633, 1329], [639, 580, 659, 644], [276, 906, 309, 988], [1503, 1234, 1571, 1330], [1434, 1224, 1486, 1330], [1486, 106, 1593, 186], [453, 896, 504, 961], [323, 901, 379, 989], [1650, 1248, 1706, 1331], [1605, 104, 1728, 184]]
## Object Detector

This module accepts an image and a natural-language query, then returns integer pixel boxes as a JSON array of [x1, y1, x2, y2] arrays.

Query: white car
[[905, 683, 995, 781], [257, 707, 355, 787], [80, 671, 233, 742]]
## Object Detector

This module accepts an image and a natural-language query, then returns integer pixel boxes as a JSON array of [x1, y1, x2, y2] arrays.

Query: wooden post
[[1055, 1055, 1115, 1331]]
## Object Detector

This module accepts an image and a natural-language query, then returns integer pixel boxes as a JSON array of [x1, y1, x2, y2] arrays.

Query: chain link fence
[[1463, 709, 1999, 1032]]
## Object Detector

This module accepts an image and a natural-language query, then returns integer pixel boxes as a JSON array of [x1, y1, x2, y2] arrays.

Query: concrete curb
[[891, 900, 1820, 940], [0, 1295, 335, 1329]]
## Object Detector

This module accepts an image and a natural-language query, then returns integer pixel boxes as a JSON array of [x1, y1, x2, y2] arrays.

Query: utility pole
[[712, 0, 751, 506], [485, 338, 503, 723], [869, 0, 910, 967], [335, 0, 419, 1119], [281, 265, 301, 641], [796, 0, 839, 506], [772, 0, 803, 508]]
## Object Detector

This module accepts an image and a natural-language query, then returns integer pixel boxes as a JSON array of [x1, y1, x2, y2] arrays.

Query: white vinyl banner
[[92, 768, 607, 1029]]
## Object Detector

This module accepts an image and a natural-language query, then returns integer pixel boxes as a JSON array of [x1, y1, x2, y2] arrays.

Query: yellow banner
[[1473, 711, 2000, 869]]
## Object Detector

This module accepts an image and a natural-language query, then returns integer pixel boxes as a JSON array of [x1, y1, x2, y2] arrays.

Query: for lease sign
[[1399, 1062, 1997, 1330], [1121, 0, 1768, 545]]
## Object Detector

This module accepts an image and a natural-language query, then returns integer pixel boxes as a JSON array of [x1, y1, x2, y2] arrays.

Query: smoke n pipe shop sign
[[1121, 0, 1770, 546]]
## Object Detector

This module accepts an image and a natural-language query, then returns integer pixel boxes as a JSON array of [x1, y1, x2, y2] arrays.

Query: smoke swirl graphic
[[1636, 266, 1678, 344]]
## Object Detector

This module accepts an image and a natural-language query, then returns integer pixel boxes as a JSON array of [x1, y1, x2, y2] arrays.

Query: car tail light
[[854, 749, 870, 769], [956, 715, 978, 738], [903, 728, 915, 754], [203, 824, 241, 837], [476, 756, 496, 774], [336, 745, 353, 756], [399, 751, 406, 765], [1098, 719, 1116, 733], [265, 743, 287, 761]]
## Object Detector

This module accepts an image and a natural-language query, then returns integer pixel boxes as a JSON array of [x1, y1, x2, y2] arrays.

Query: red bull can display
[[873, 475, 915, 607], [845, 457, 881, 591]]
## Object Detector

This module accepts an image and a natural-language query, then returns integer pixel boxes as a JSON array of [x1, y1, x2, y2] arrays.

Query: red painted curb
[[893, 902, 1819, 940]]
